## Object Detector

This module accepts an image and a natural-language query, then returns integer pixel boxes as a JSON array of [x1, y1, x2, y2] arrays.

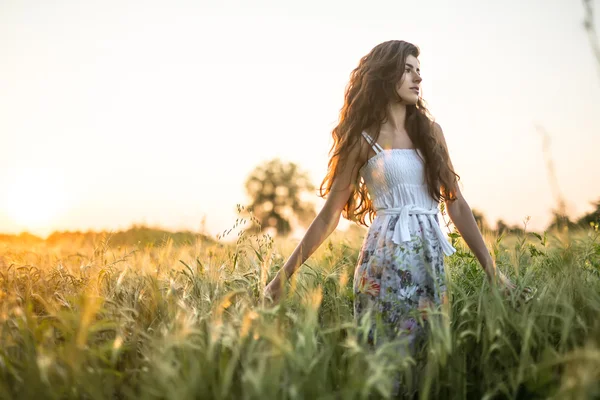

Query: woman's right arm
[[264, 139, 368, 301]]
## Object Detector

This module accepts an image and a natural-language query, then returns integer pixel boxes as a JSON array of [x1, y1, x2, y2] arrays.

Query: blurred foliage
[[0, 225, 214, 248], [244, 158, 316, 237], [575, 198, 600, 228]]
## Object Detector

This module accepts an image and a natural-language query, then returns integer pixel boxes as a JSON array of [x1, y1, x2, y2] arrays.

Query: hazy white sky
[[0, 0, 599, 238]]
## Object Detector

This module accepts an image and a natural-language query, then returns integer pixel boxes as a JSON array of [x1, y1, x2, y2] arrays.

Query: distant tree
[[495, 219, 509, 235], [546, 209, 578, 232], [471, 208, 491, 232], [244, 158, 316, 236], [495, 218, 526, 236], [576, 198, 600, 228]]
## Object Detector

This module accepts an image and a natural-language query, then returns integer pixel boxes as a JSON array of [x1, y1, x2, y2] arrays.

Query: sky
[[0, 0, 599, 239]]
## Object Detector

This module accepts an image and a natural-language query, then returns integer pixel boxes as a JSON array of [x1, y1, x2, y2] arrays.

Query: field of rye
[[0, 214, 599, 400]]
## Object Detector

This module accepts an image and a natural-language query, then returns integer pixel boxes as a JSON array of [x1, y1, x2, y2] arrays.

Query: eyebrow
[[405, 63, 421, 73]]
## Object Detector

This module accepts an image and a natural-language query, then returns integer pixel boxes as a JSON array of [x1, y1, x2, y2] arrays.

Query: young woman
[[264, 39, 517, 386]]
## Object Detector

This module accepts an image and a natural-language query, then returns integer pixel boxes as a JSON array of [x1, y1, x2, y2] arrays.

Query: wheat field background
[[0, 211, 599, 399]]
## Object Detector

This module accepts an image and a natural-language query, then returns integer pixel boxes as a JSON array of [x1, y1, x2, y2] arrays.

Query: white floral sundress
[[353, 131, 457, 355]]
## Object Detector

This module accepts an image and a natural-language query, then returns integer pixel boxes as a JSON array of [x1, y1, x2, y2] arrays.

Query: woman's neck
[[383, 101, 407, 133]]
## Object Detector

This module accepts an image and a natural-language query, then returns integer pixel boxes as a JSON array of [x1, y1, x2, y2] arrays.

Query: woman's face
[[396, 54, 422, 104]]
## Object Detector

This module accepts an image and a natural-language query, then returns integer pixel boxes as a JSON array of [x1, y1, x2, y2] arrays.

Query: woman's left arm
[[433, 122, 498, 283], [445, 189, 498, 283]]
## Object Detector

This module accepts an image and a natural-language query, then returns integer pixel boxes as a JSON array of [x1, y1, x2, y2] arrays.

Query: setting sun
[[2, 168, 69, 231]]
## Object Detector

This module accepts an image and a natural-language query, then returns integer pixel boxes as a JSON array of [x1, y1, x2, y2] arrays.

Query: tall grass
[[0, 217, 598, 399]]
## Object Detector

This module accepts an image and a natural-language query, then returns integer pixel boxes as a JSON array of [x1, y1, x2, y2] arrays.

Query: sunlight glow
[[2, 168, 70, 230]]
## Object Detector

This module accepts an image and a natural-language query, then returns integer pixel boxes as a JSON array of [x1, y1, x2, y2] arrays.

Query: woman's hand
[[483, 259, 516, 295], [496, 270, 516, 295], [263, 274, 284, 304], [496, 270, 534, 302]]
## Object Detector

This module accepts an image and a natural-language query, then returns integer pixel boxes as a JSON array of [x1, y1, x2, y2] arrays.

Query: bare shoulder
[[321, 132, 371, 217], [432, 121, 463, 200], [330, 133, 371, 189], [432, 121, 448, 148], [348, 132, 373, 167]]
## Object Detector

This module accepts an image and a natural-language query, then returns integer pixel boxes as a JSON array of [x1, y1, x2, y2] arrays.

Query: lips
[[410, 87, 420, 93]]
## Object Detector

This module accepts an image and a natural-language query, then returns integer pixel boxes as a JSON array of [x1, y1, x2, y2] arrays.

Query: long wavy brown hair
[[318, 40, 461, 227]]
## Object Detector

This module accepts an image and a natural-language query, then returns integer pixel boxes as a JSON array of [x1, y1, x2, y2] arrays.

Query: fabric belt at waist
[[377, 205, 457, 256]]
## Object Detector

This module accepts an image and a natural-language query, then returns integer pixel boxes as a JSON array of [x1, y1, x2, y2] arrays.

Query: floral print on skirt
[[353, 213, 449, 350]]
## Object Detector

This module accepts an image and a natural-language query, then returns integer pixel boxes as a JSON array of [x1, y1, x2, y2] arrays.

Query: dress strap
[[361, 131, 384, 154]]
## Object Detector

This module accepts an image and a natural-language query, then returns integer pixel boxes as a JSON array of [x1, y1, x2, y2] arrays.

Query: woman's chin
[[400, 94, 420, 105]]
